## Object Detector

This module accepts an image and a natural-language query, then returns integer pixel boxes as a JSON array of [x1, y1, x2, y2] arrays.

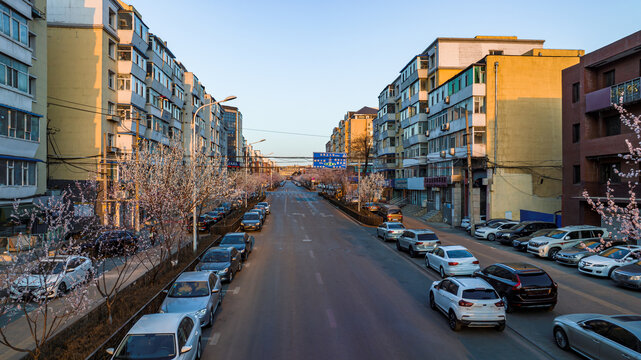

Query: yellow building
[[326, 107, 376, 163]]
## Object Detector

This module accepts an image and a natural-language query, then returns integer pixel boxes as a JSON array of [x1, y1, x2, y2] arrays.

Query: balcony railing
[[611, 77, 641, 105], [582, 181, 632, 199]]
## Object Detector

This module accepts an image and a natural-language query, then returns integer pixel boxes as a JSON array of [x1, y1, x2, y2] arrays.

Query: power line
[[243, 127, 327, 138]]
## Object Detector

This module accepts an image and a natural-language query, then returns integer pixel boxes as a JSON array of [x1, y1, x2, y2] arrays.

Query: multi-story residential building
[[562, 30, 641, 238], [0, 0, 47, 227], [325, 107, 377, 169], [222, 105, 243, 167], [204, 93, 226, 162]]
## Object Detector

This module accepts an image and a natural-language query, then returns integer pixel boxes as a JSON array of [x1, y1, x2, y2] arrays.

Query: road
[[200, 182, 618, 359]]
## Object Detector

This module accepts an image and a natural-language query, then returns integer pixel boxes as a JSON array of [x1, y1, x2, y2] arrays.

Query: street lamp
[[244, 139, 266, 206], [191, 95, 236, 252]]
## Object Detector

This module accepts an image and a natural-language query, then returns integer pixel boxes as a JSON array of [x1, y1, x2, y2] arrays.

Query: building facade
[[562, 30, 641, 236], [325, 107, 377, 170], [222, 105, 243, 168]]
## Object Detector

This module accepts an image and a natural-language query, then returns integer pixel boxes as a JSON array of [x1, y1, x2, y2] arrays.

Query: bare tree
[[350, 133, 374, 175]]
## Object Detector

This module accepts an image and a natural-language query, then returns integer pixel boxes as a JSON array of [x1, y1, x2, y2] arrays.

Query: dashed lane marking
[[208, 332, 221, 346], [316, 272, 324, 285], [326, 309, 337, 328], [309, 250, 315, 259], [302, 238, 312, 242], [244, 262, 251, 267], [232, 286, 240, 295]]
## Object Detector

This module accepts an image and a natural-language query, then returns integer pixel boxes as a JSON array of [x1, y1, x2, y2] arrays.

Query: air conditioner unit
[[445, 96, 450, 104], [425, 130, 430, 137], [107, 146, 120, 154], [440, 150, 446, 158], [449, 147, 456, 156], [441, 123, 450, 131], [106, 116, 120, 122]]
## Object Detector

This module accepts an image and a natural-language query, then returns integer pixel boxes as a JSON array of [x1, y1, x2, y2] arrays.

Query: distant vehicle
[[463, 217, 501, 232], [555, 239, 628, 266], [195, 247, 242, 282], [240, 212, 262, 232], [107, 313, 201, 360], [496, 221, 557, 245], [474, 263, 557, 312], [220, 233, 254, 260], [474, 221, 519, 241], [511, 229, 556, 252], [10, 255, 93, 300], [429, 277, 505, 332], [159, 271, 222, 328], [377, 205, 403, 222], [254, 205, 268, 217], [196, 215, 216, 232], [425, 245, 480, 277], [578, 245, 641, 278], [376, 222, 406, 242], [365, 202, 380, 212], [611, 260, 641, 290], [205, 211, 223, 222], [396, 229, 440, 257], [257, 202, 270, 214], [74, 230, 138, 257], [247, 209, 264, 224], [553, 313, 641, 359], [527, 225, 608, 259]]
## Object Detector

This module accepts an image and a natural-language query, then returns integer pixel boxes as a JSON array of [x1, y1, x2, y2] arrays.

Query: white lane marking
[[320, 213, 333, 217], [244, 262, 251, 267], [208, 332, 221, 346], [291, 213, 306, 217], [284, 195, 287, 215], [309, 250, 315, 259], [326, 309, 337, 328], [316, 272, 324, 285], [302, 238, 312, 242], [232, 286, 240, 295]]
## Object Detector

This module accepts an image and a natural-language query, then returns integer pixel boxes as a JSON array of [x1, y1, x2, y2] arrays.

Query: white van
[[527, 225, 607, 259]]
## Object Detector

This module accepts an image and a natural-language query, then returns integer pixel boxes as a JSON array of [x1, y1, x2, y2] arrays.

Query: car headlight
[[220, 267, 229, 274], [240, 249, 245, 253], [629, 275, 641, 280], [240, 222, 246, 226], [538, 241, 549, 246], [196, 308, 207, 317]]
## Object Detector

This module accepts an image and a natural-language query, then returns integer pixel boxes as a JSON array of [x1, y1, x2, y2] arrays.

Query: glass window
[[115, 334, 176, 359], [447, 250, 473, 258], [462, 289, 498, 300], [0, 107, 7, 136], [168, 281, 209, 298], [28, 162, 35, 185], [583, 320, 612, 337]]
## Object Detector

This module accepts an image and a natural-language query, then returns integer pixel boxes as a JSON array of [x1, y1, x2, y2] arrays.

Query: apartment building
[[562, 30, 641, 236], [0, 0, 47, 225], [222, 105, 243, 167], [325, 107, 377, 170]]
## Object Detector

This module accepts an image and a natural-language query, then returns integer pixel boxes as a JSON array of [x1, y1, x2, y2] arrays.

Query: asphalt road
[[200, 182, 587, 360]]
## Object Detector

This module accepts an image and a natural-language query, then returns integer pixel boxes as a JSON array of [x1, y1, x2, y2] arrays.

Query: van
[[378, 205, 403, 222]]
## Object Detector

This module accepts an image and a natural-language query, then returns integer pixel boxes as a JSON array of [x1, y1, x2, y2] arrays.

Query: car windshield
[[500, 224, 517, 230], [221, 236, 244, 245], [447, 250, 473, 258], [462, 289, 498, 300], [388, 224, 405, 229], [573, 241, 598, 250], [244, 214, 259, 221], [168, 281, 209, 297], [388, 209, 401, 214], [599, 248, 630, 259], [547, 230, 567, 239], [532, 229, 553, 237], [519, 273, 553, 287], [32, 261, 65, 275], [258, 203, 268, 206], [202, 251, 229, 262], [512, 224, 528, 231], [488, 222, 503, 228], [114, 333, 176, 360], [417, 233, 438, 240]]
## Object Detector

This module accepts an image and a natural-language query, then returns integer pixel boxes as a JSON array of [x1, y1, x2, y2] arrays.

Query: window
[[0, 159, 36, 186], [600, 162, 621, 184], [582, 320, 612, 337], [108, 9, 115, 29], [489, 50, 504, 55], [0, 106, 39, 141], [573, 165, 580, 184], [0, 5, 28, 46], [572, 123, 580, 143], [117, 74, 130, 90], [108, 102, 115, 115], [473, 97, 485, 113], [108, 40, 116, 59], [117, 46, 131, 61], [572, 82, 580, 103], [605, 325, 641, 352], [0, 53, 29, 92], [604, 115, 621, 136], [108, 71, 115, 89], [604, 70, 615, 87]]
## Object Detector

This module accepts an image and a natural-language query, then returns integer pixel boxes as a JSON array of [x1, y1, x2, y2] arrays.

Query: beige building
[[325, 107, 377, 166]]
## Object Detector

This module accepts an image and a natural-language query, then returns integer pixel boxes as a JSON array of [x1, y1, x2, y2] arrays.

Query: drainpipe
[[494, 61, 499, 172]]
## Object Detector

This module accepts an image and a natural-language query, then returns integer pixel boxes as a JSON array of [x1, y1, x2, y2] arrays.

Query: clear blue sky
[[130, 0, 641, 165]]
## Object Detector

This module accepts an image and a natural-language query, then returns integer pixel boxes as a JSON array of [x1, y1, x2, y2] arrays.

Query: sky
[[130, 0, 641, 166]]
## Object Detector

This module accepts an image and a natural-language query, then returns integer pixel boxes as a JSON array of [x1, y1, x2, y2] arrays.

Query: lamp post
[[191, 95, 236, 252], [244, 139, 266, 207]]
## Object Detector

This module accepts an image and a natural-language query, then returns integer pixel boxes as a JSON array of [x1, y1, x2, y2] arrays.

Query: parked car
[[196, 215, 216, 232], [474, 263, 557, 312], [474, 221, 518, 241], [240, 212, 262, 232], [215, 206, 230, 216], [219, 233, 254, 260], [527, 225, 608, 259], [257, 202, 270, 214], [254, 204, 268, 216], [365, 202, 380, 212], [425, 245, 480, 277], [107, 313, 201, 360], [611, 260, 641, 290], [512, 229, 556, 252], [555, 239, 628, 266], [10, 255, 93, 300], [396, 229, 440, 257], [248, 209, 265, 224], [159, 271, 222, 328], [553, 313, 641, 359], [578, 245, 641, 278], [377, 204, 403, 222], [496, 221, 557, 245], [464, 217, 504, 233], [75, 230, 139, 257], [195, 247, 242, 282], [376, 222, 406, 242], [429, 277, 506, 331]]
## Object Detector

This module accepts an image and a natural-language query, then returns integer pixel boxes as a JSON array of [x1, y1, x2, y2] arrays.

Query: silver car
[[108, 313, 201, 360], [396, 229, 441, 257], [376, 222, 406, 241], [553, 313, 641, 359], [160, 271, 222, 328], [257, 202, 270, 214]]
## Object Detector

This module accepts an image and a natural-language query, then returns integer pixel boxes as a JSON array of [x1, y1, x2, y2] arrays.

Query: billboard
[[313, 152, 347, 169]]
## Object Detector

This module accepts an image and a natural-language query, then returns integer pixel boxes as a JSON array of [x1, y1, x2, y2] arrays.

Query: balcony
[[117, 90, 146, 110], [403, 134, 428, 148], [378, 113, 397, 123], [582, 181, 632, 199], [403, 157, 427, 167], [425, 176, 450, 188], [586, 77, 641, 113], [117, 28, 149, 53], [118, 61, 147, 84], [378, 146, 396, 156], [380, 129, 396, 139]]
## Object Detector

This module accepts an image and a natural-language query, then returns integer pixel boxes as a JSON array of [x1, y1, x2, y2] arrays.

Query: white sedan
[[578, 245, 641, 278], [473, 221, 518, 241], [10, 255, 93, 300], [425, 245, 480, 277]]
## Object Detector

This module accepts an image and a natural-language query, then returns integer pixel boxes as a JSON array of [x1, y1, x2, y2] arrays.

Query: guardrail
[[319, 193, 384, 226]]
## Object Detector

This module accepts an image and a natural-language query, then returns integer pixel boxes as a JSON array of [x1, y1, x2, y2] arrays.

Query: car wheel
[[429, 292, 437, 310], [57, 282, 67, 296], [439, 267, 446, 278], [502, 296, 513, 313], [553, 327, 570, 350], [205, 308, 214, 328], [546, 304, 556, 311], [608, 267, 619, 279], [448, 311, 461, 331], [238, 262, 243, 272], [409, 246, 416, 258], [548, 248, 560, 259], [228, 271, 234, 283], [495, 322, 506, 332], [425, 256, 430, 269], [196, 337, 202, 359], [487, 234, 496, 241], [396, 240, 401, 251]]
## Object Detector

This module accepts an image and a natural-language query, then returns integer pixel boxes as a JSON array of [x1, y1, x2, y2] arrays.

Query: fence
[[319, 193, 384, 226]]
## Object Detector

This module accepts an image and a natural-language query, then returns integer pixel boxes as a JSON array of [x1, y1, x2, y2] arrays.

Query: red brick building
[[562, 31, 641, 230]]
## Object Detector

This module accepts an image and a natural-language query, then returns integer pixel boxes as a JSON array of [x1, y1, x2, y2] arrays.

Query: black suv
[[474, 263, 557, 312], [496, 221, 557, 245]]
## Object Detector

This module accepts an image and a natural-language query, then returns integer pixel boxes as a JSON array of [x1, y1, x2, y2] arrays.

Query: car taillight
[[553, 281, 558, 288], [448, 262, 459, 266], [495, 300, 504, 307], [388, 230, 394, 233], [416, 242, 424, 245], [512, 276, 522, 290], [458, 300, 474, 307], [472, 260, 479, 264]]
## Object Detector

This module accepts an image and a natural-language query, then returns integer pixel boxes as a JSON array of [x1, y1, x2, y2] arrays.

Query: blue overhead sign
[[313, 152, 347, 169]]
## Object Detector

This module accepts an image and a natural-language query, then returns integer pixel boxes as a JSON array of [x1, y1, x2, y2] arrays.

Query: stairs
[[422, 210, 442, 222], [401, 204, 427, 217]]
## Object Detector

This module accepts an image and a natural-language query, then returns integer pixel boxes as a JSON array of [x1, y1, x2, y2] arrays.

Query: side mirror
[[162, 289, 168, 294], [564, 235, 570, 240], [106, 348, 115, 355], [212, 288, 220, 293], [579, 322, 592, 330], [180, 345, 192, 354]]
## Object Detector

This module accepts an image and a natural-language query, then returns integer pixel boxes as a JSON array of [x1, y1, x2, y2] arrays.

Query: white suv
[[474, 221, 518, 241], [428, 277, 506, 331], [527, 225, 607, 259]]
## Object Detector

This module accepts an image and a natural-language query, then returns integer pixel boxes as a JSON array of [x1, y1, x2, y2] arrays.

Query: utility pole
[[135, 115, 140, 233], [357, 163, 361, 212], [465, 110, 474, 232]]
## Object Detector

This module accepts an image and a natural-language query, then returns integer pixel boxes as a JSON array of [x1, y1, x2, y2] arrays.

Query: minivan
[[378, 204, 403, 222]]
